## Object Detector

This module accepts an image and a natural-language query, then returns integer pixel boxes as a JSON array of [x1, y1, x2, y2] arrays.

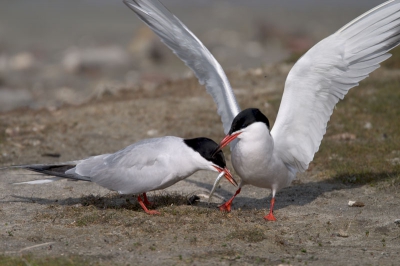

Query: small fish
[[208, 171, 225, 203]]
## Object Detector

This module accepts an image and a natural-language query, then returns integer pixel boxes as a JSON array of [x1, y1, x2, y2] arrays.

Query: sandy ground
[[0, 63, 399, 265], [0, 1, 399, 265]]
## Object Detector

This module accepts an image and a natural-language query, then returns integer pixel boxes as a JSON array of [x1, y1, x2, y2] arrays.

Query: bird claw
[[219, 202, 232, 212], [145, 210, 161, 215], [138, 195, 159, 215], [218, 188, 240, 212], [264, 212, 277, 221]]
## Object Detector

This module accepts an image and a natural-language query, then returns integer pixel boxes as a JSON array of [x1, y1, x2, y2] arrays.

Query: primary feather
[[271, 0, 400, 171], [123, 0, 240, 135], [124, 0, 400, 173]]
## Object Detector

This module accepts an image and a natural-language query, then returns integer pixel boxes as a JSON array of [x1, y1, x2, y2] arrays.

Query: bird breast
[[231, 125, 293, 190]]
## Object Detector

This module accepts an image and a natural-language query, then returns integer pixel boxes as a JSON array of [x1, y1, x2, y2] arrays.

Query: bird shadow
[[6, 170, 399, 213], [186, 170, 400, 211], [7, 191, 201, 212]]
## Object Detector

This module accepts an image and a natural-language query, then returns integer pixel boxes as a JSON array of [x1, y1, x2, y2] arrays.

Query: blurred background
[[0, 0, 385, 112]]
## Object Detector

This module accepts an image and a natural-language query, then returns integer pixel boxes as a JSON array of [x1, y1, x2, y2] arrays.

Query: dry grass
[[1, 64, 400, 265], [227, 228, 267, 243], [302, 72, 400, 188]]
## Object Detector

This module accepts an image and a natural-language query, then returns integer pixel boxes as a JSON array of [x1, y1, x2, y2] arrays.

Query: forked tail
[[1, 163, 91, 184]]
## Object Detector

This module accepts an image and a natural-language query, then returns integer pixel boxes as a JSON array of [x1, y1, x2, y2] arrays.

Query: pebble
[[10, 52, 35, 70], [364, 122, 372, 129], [348, 200, 365, 207], [336, 229, 349, 238], [147, 129, 158, 136], [395, 219, 400, 225]]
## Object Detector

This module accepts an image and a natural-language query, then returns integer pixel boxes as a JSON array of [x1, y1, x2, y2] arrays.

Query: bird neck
[[234, 123, 274, 161]]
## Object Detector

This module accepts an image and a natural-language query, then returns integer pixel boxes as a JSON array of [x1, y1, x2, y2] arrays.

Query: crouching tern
[[6, 136, 236, 215], [123, 0, 400, 220]]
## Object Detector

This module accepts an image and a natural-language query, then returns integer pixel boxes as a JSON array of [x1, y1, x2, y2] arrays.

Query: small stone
[[337, 229, 349, 237], [395, 219, 400, 225], [147, 129, 158, 136], [248, 67, 263, 76], [348, 200, 365, 207], [10, 52, 35, 70], [364, 122, 372, 129]]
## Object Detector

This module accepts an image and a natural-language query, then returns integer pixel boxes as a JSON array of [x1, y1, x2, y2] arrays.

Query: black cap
[[229, 108, 270, 134], [184, 137, 226, 168]]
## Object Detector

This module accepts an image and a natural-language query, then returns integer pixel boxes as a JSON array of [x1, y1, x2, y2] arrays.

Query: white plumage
[[125, 0, 400, 220], [7, 136, 236, 215], [123, 0, 240, 136], [272, 0, 400, 172]]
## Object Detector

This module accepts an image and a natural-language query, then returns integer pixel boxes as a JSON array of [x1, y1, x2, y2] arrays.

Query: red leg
[[264, 197, 277, 221], [142, 193, 153, 206], [137, 195, 160, 215], [219, 188, 241, 212]]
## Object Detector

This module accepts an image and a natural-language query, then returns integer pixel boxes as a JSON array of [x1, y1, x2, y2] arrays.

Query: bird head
[[214, 108, 270, 153], [183, 137, 237, 186]]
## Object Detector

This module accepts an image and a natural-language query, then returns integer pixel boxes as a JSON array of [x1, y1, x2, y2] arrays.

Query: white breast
[[231, 123, 296, 191]]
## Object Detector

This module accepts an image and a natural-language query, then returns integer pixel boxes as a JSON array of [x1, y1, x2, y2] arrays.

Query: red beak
[[215, 132, 241, 153], [214, 166, 238, 186]]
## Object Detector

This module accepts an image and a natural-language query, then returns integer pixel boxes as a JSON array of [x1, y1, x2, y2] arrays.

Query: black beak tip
[[232, 179, 238, 186]]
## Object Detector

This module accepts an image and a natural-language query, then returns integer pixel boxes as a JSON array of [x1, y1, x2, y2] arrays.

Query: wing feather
[[271, 0, 400, 172], [123, 0, 240, 134]]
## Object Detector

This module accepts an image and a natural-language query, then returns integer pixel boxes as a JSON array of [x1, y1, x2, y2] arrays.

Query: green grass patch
[[0, 255, 96, 266], [227, 228, 267, 243], [34, 192, 212, 227], [80, 192, 189, 211]]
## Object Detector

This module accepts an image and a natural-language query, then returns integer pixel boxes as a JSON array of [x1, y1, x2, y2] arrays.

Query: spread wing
[[123, 0, 240, 134], [271, 0, 400, 172]]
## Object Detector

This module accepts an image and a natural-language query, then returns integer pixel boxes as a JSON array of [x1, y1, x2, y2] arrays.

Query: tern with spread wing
[[124, 0, 400, 220], [5, 137, 236, 215]]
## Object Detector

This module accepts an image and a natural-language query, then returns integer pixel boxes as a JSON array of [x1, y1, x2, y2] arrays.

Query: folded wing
[[71, 137, 173, 194]]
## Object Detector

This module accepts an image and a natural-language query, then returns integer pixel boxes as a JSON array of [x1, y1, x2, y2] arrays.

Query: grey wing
[[123, 0, 240, 134], [70, 138, 176, 194], [271, 0, 400, 172]]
